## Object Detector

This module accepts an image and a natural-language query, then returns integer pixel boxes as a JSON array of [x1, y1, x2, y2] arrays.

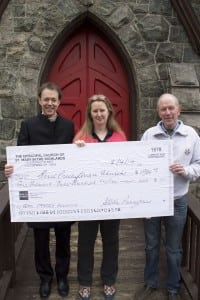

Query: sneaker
[[103, 285, 116, 300], [77, 286, 91, 300]]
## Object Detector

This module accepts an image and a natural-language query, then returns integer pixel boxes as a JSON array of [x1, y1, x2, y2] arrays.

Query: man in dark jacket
[[5, 82, 75, 298]]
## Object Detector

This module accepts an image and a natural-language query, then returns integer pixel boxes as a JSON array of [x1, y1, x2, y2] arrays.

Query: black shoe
[[39, 281, 51, 298], [168, 292, 181, 300], [57, 278, 69, 297], [134, 285, 156, 300]]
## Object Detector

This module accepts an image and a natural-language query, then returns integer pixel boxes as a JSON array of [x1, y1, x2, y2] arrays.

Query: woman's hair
[[75, 94, 124, 139]]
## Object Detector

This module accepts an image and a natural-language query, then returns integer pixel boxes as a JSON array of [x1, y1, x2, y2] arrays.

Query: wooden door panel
[[89, 69, 129, 137], [48, 33, 87, 131], [50, 31, 87, 75], [48, 27, 130, 137], [88, 31, 127, 90], [56, 72, 87, 130], [89, 71, 128, 112], [60, 105, 82, 133]]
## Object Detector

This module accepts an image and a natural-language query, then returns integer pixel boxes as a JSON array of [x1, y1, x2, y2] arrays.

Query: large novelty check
[[6, 141, 174, 222]]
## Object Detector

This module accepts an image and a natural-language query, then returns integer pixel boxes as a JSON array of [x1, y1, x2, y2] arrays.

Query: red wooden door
[[48, 27, 130, 137]]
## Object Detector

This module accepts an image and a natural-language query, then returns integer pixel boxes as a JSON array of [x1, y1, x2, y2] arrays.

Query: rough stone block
[[137, 65, 158, 82], [158, 64, 169, 80], [0, 70, 17, 89], [133, 51, 154, 67], [140, 109, 159, 133], [140, 81, 164, 97], [118, 22, 141, 44], [170, 26, 189, 43], [156, 43, 182, 63], [13, 5, 25, 17], [171, 87, 200, 111], [0, 119, 15, 140], [180, 113, 200, 134], [130, 4, 148, 14], [137, 15, 169, 42], [149, 0, 172, 16], [91, 0, 116, 16], [14, 17, 35, 32], [169, 64, 199, 86], [28, 36, 46, 53], [109, 5, 134, 29], [80, 0, 94, 6], [183, 46, 200, 63], [1, 97, 37, 119]]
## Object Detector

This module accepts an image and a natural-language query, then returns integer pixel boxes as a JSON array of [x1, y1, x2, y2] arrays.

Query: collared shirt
[[92, 130, 113, 142], [160, 120, 181, 136]]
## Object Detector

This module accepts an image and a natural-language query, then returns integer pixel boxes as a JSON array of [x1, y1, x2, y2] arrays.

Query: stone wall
[[0, 0, 200, 189], [191, 0, 200, 23]]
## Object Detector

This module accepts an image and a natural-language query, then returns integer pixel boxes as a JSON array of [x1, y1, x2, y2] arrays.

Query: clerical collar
[[42, 113, 58, 122]]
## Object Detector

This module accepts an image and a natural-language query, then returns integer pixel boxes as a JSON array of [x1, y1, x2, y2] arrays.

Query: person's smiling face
[[39, 88, 60, 118], [157, 94, 181, 129], [90, 100, 109, 129]]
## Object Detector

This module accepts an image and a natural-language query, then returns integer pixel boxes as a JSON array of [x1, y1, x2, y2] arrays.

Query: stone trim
[[170, 0, 200, 55], [0, 0, 9, 18]]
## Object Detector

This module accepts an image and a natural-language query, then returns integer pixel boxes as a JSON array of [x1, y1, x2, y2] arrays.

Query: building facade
[[0, 0, 200, 196]]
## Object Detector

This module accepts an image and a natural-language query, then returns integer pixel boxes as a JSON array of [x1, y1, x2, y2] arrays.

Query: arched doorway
[[48, 26, 130, 138]]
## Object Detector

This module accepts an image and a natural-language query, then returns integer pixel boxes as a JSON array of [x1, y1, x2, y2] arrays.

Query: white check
[[6, 141, 174, 222]]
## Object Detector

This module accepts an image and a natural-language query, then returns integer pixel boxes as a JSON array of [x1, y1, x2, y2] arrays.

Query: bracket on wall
[[170, 0, 200, 55]]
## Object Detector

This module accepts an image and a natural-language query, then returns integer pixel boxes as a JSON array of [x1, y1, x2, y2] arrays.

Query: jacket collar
[[154, 120, 188, 137]]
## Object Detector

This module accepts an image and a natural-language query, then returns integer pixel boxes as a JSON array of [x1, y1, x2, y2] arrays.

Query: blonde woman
[[74, 94, 126, 300]]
